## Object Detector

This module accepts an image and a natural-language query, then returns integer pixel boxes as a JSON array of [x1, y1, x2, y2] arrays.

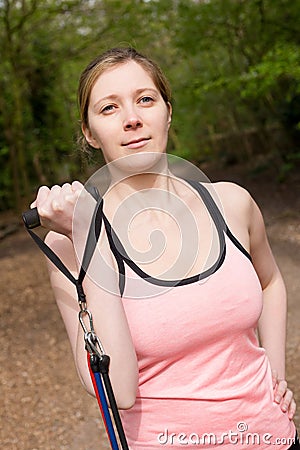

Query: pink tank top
[[104, 181, 295, 449]]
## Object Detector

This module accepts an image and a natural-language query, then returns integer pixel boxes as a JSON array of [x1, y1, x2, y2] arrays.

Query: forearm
[[46, 232, 138, 409], [258, 272, 287, 379], [75, 277, 139, 409]]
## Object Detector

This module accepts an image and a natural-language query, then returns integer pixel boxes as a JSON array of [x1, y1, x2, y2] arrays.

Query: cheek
[[100, 143, 116, 163], [153, 109, 170, 135], [99, 134, 120, 163], [90, 123, 112, 149]]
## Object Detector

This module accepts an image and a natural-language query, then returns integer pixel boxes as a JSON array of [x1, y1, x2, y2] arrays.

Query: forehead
[[90, 61, 157, 100]]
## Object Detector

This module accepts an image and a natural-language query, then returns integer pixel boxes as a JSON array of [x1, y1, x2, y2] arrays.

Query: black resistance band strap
[[25, 192, 103, 304], [23, 189, 130, 449]]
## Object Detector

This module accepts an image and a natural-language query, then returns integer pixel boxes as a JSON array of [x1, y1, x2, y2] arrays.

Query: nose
[[123, 110, 143, 130]]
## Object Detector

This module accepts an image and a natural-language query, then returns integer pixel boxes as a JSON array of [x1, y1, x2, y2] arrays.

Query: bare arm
[[215, 182, 287, 375], [32, 182, 138, 409], [248, 197, 296, 418], [45, 231, 138, 409], [248, 199, 287, 377], [216, 182, 296, 419]]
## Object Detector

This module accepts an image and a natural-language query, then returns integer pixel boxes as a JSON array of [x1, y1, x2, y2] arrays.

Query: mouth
[[122, 137, 151, 149]]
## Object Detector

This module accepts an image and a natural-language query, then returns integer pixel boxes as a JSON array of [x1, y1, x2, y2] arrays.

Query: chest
[[110, 199, 223, 280], [122, 238, 263, 362]]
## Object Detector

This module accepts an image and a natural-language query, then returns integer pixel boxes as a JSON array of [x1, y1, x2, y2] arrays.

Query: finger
[[51, 199, 63, 212], [280, 389, 293, 413], [36, 185, 50, 205], [274, 379, 288, 403], [48, 185, 63, 212], [71, 180, 84, 193], [288, 399, 297, 420], [61, 182, 73, 194], [61, 183, 77, 203], [33, 186, 50, 211], [68, 181, 84, 204]]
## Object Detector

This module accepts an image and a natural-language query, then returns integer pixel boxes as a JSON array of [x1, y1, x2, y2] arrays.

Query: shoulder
[[44, 228, 120, 280], [211, 181, 268, 246], [204, 181, 266, 250], [44, 231, 78, 274], [45, 231, 74, 256], [211, 181, 252, 204], [207, 181, 255, 221]]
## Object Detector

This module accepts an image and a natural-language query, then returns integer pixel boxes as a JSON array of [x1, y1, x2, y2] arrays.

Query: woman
[[31, 47, 298, 448]]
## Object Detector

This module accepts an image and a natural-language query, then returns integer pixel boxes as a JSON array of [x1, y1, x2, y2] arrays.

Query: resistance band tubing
[[88, 354, 119, 450], [101, 372, 129, 450]]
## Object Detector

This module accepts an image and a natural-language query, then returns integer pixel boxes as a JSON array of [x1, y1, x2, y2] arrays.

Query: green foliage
[[0, 0, 299, 211], [240, 42, 300, 98]]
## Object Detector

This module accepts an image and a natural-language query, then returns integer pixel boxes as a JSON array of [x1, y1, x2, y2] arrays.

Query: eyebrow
[[92, 87, 159, 110]]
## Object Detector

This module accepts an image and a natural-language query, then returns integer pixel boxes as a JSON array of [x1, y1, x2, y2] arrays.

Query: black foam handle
[[22, 207, 41, 229]]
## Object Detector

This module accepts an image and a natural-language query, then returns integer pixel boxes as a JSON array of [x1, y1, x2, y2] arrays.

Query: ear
[[81, 123, 100, 149], [167, 102, 172, 128]]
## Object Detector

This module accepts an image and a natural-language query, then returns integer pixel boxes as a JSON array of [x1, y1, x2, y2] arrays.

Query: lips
[[122, 137, 150, 147]]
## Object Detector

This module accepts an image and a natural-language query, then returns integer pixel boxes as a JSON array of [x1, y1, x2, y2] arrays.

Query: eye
[[139, 96, 154, 105], [100, 104, 116, 114]]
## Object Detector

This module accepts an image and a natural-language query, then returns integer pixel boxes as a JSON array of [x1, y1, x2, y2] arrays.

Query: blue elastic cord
[[94, 372, 119, 450]]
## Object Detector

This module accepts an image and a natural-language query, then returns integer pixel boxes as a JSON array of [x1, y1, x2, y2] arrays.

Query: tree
[[172, 0, 300, 168], [1, 0, 299, 211]]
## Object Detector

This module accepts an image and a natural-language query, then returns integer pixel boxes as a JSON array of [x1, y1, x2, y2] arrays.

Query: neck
[[108, 152, 173, 193], [103, 153, 185, 218]]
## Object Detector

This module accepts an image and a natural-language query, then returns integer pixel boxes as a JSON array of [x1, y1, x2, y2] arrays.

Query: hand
[[272, 370, 296, 419], [30, 181, 83, 239]]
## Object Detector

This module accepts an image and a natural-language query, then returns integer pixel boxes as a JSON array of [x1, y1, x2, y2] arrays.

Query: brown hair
[[78, 47, 172, 152]]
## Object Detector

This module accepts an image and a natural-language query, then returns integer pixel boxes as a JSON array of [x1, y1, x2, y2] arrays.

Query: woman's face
[[83, 61, 172, 165]]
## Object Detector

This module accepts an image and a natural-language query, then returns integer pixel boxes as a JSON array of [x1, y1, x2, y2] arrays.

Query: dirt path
[[1, 168, 299, 449]]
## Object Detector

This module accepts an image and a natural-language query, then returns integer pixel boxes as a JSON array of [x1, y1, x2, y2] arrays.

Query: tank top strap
[[101, 178, 251, 297], [185, 179, 227, 232], [102, 213, 126, 297], [185, 179, 251, 262]]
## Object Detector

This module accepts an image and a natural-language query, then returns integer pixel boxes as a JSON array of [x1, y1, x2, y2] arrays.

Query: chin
[[110, 151, 167, 176]]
